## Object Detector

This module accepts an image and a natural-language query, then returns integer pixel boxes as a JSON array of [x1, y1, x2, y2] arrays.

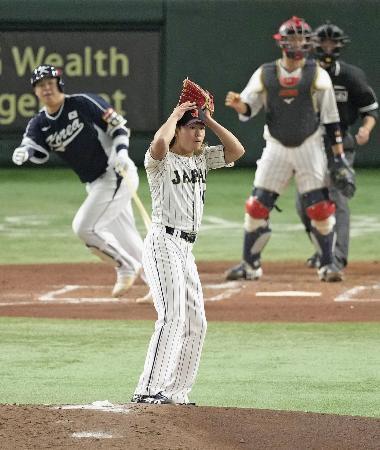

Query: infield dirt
[[0, 261, 379, 449]]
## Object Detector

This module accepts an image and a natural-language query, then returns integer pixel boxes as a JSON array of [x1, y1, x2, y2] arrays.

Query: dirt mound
[[0, 403, 379, 449]]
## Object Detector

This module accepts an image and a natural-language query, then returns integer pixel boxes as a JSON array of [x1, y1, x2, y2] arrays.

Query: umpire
[[296, 21, 378, 273]]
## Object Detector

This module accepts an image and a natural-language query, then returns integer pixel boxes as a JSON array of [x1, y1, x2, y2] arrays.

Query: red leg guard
[[245, 197, 270, 219], [306, 200, 336, 221]]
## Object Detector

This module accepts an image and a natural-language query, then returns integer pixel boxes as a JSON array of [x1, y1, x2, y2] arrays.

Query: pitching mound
[[0, 403, 379, 449]]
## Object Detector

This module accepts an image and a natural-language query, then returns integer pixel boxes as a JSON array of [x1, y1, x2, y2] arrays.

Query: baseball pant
[[134, 223, 207, 404], [255, 127, 328, 194], [72, 167, 143, 275]]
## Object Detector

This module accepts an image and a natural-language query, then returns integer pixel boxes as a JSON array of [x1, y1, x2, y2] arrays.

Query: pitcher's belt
[[165, 226, 197, 243]]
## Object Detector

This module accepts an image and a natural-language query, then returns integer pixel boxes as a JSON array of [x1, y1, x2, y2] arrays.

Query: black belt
[[165, 226, 197, 243]]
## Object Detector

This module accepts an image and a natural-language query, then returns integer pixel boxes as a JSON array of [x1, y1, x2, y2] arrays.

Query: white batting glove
[[114, 149, 129, 175], [12, 147, 29, 166]]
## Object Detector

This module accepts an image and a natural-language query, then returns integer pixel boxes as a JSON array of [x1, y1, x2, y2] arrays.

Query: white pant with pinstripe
[[255, 126, 328, 194], [135, 223, 207, 404]]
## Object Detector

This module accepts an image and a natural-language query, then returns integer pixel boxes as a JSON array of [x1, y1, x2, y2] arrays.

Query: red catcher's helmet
[[273, 16, 312, 60]]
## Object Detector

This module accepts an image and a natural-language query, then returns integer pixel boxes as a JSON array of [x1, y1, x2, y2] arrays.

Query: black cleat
[[143, 392, 174, 405], [131, 394, 149, 403], [318, 263, 343, 282], [225, 261, 263, 281], [306, 253, 321, 269]]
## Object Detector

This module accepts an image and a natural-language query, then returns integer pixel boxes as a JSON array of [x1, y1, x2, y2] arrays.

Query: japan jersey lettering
[[145, 145, 229, 233]]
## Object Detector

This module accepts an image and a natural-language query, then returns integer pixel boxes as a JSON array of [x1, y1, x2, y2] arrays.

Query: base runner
[[12, 65, 147, 297]]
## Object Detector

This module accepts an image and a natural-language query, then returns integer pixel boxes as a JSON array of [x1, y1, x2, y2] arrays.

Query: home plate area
[[0, 261, 379, 321]]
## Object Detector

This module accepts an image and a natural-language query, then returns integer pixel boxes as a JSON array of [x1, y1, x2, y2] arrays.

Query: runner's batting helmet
[[313, 22, 350, 65], [273, 16, 312, 60], [31, 65, 65, 92]]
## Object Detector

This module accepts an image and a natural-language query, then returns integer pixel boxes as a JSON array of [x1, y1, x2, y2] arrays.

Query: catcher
[[296, 22, 378, 273], [224, 16, 347, 283], [131, 79, 244, 405]]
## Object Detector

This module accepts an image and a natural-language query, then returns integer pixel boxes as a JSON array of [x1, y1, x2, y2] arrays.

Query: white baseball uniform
[[239, 60, 340, 194], [134, 144, 231, 404]]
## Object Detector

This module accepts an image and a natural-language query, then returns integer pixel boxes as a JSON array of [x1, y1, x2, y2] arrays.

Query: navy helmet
[[313, 22, 350, 65], [31, 65, 65, 91]]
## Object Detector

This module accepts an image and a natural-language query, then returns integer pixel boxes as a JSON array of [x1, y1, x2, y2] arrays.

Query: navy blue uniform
[[296, 60, 378, 269], [17, 93, 146, 296], [23, 94, 127, 182]]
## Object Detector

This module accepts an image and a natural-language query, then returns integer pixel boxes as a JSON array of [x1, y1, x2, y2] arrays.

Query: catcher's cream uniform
[[239, 61, 340, 194], [134, 144, 231, 404]]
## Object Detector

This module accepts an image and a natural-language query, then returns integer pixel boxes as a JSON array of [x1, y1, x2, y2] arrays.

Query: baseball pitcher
[[131, 81, 245, 405]]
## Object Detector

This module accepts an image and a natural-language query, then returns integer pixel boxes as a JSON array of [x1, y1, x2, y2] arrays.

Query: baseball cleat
[[130, 394, 149, 403], [137, 392, 174, 405], [225, 261, 263, 281], [318, 263, 343, 282], [306, 253, 321, 269], [136, 290, 153, 304], [112, 272, 138, 297]]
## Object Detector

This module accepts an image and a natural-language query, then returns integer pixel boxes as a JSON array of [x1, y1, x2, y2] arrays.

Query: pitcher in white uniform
[[131, 100, 245, 405]]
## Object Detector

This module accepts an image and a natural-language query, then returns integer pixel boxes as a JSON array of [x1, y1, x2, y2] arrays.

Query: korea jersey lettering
[[20, 94, 132, 183], [145, 145, 229, 233]]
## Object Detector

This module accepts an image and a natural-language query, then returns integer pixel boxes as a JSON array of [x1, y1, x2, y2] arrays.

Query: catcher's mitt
[[331, 154, 356, 198], [179, 78, 215, 114]]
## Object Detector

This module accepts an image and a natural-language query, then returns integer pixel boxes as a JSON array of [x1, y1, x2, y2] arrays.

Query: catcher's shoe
[[225, 261, 263, 281], [306, 253, 321, 269], [318, 263, 343, 282], [112, 269, 139, 297], [136, 290, 153, 304]]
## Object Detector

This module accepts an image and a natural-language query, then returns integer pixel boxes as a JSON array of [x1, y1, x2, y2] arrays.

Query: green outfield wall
[[1, 0, 379, 167]]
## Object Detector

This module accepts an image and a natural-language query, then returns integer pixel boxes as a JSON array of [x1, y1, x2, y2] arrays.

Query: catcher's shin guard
[[309, 228, 336, 268], [243, 225, 271, 268]]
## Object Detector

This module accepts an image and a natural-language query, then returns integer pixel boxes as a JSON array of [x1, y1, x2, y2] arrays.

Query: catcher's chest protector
[[262, 60, 319, 147]]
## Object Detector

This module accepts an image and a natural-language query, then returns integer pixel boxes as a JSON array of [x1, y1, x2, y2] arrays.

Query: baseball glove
[[330, 154, 356, 198], [179, 78, 215, 114]]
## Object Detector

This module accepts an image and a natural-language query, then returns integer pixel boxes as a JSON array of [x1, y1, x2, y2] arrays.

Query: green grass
[[0, 317, 379, 417], [0, 167, 379, 263], [1, 167, 379, 418]]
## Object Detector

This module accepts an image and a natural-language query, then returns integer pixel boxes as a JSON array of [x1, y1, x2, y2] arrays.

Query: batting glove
[[12, 147, 29, 166], [114, 148, 129, 175]]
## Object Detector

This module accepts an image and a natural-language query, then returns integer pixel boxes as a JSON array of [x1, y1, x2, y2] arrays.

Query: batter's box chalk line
[[37, 282, 244, 304], [334, 283, 380, 302], [38, 285, 135, 303], [256, 291, 321, 297]]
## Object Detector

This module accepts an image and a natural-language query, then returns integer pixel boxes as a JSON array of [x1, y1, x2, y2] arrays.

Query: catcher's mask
[[177, 109, 205, 127], [31, 65, 65, 92], [273, 16, 312, 60], [313, 22, 350, 66]]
